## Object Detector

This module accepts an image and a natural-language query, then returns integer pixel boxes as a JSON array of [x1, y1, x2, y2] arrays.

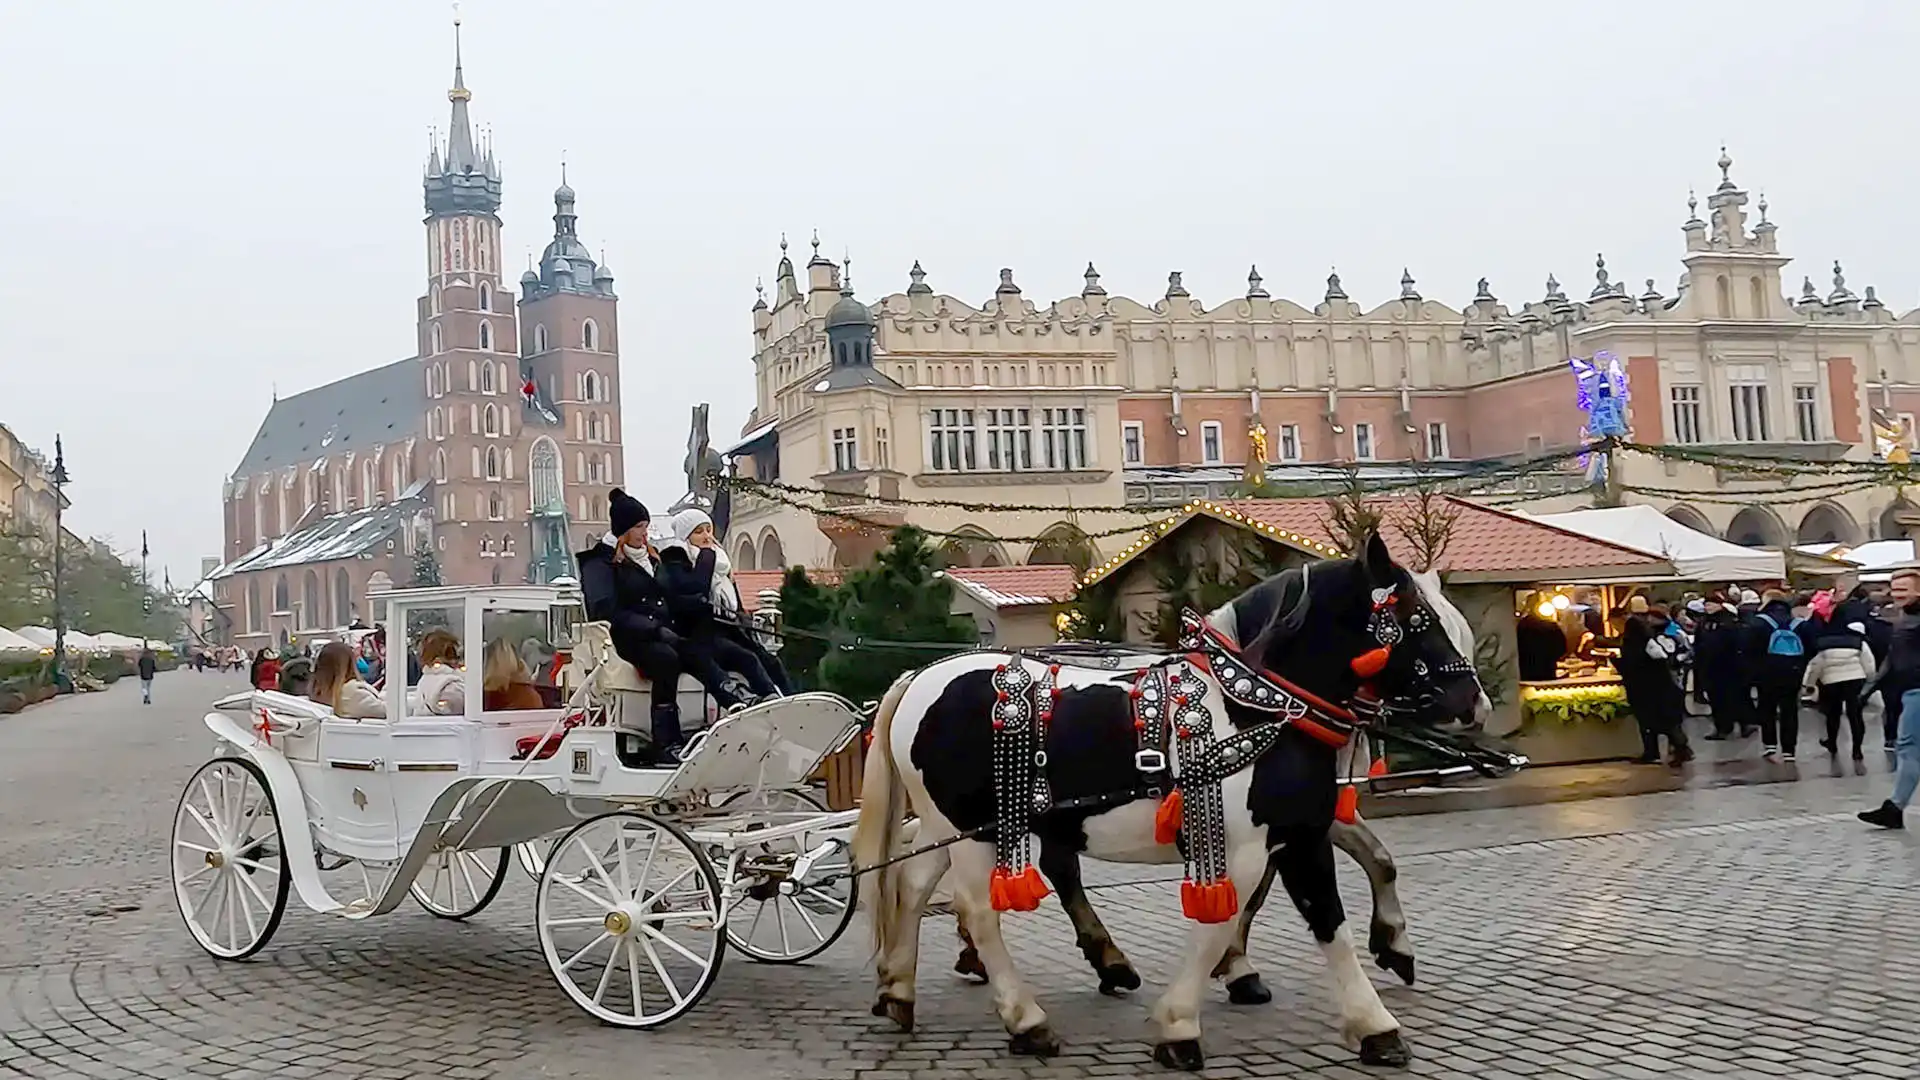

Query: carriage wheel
[[718, 789, 856, 964], [171, 758, 290, 960], [516, 837, 560, 881], [536, 811, 725, 1028], [409, 847, 510, 920]]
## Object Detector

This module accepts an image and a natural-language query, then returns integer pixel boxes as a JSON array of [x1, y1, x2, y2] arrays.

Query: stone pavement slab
[[1, 677, 1916, 1079]]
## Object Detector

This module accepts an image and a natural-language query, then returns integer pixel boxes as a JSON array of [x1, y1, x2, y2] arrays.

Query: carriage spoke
[[559, 932, 612, 972], [455, 852, 483, 903], [234, 863, 274, 913], [552, 872, 615, 912], [234, 875, 261, 943], [774, 898, 794, 956], [638, 933, 686, 1006], [183, 803, 220, 846], [234, 856, 279, 876], [625, 938, 645, 1015], [640, 923, 709, 968], [174, 840, 216, 855], [784, 892, 824, 941], [592, 941, 620, 1006], [636, 867, 696, 910], [222, 875, 240, 950], [574, 837, 621, 899]]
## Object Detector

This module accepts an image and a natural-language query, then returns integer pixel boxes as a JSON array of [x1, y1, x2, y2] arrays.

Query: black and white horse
[[852, 535, 1484, 1070], [948, 568, 1510, 1004]]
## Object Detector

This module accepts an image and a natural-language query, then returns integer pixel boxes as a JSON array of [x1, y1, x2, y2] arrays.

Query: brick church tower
[[517, 172, 623, 571], [416, 17, 541, 586]]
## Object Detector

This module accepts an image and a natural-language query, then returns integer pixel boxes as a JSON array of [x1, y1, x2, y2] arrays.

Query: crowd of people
[[1565, 574, 1917, 830]]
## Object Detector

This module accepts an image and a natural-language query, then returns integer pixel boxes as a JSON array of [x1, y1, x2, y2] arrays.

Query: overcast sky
[[4, 0, 1917, 585]]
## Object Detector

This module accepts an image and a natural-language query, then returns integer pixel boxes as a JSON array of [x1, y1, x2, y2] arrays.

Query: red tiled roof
[[1082, 496, 1674, 588], [730, 564, 1077, 613]]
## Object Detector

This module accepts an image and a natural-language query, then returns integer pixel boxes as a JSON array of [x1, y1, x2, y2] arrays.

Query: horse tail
[[853, 670, 917, 962]]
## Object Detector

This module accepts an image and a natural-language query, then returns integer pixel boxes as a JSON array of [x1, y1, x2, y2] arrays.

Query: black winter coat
[[1691, 609, 1745, 685], [137, 651, 157, 680], [655, 546, 722, 638], [576, 541, 675, 651]]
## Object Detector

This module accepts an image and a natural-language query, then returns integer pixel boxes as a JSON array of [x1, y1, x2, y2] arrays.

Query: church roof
[[232, 358, 424, 478], [210, 488, 430, 578]]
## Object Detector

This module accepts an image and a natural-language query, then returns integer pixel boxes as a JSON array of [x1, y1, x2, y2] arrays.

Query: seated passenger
[[482, 637, 544, 711], [415, 629, 466, 715], [657, 509, 789, 700], [577, 489, 748, 765], [310, 642, 385, 719], [250, 648, 281, 692]]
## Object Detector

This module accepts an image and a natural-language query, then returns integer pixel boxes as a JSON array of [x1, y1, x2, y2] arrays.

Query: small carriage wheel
[[171, 757, 290, 960], [535, 811, 725, 1028], [409, 847, 511, 920], [515, 837, 560, 881], [717, 789, 857, 965]]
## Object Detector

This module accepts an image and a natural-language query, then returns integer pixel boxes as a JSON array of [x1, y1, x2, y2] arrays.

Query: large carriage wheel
[[515, 837, 560, 881], [171, 758, 290, 960], [718, 789, 857, 964], [409, 848, 510, 920], [535, 811, 725, 1028]]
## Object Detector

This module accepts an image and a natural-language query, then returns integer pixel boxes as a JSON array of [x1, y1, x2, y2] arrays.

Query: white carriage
[[170, 583, 866, 1027]]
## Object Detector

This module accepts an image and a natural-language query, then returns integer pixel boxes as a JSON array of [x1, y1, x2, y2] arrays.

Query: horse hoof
[[954, 947, 987, 983], [1376, 950, 1417, 986], [1225, 973, 1272, 1005], [1359, 1030, 1412, 1067], [1152, 1039, 1206, 1071], [1008, 1025, 1062, 1058], [872, 995, 914, 1033], [1097, 964, 1141, 996]]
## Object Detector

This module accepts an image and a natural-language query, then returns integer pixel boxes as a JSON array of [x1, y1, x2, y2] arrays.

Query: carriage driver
[[576, 488, 751, 765]]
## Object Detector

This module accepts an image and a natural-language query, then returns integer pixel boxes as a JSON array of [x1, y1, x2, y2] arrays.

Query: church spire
[[423, 8, 501, 218]]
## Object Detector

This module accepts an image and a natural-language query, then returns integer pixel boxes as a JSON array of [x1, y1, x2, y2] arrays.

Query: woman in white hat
[[656, 508, 789, 701]]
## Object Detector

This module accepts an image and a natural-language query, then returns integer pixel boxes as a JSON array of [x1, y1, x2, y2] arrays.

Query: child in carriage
[[657, 508, 793, 702]]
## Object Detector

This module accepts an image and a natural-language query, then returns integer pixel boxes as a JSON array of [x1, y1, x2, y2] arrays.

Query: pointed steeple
[[907, 260, 932, 296], [1246, 265, 1268, 299], [423, 11, 502, 218], [1399, 268, 1419, 301], [1082, 262, 1106, 298], [523, 168, 612, 299], [1324, 268, 1347, 302]]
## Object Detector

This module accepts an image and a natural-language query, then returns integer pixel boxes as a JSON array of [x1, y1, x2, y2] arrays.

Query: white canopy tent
[[1797, 539, 1914, 580], [12, 627, 110, 654], [1524, 505, 1788, 582], [0, 628, 44, 656]]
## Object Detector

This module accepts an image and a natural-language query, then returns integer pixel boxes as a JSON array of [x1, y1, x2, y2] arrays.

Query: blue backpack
[[1758, 613, 1806, 658]]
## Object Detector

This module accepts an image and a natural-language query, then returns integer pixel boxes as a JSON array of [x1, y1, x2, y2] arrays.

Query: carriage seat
[[570, 621, 713, 729]]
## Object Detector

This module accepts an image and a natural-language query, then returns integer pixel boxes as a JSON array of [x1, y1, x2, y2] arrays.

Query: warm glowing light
[[1536, 601, 1557, 619], [1551, 594, 1571, 610]]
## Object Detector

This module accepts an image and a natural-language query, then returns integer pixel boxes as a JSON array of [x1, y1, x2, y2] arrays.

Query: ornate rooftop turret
[[1165, 271, 1189, 300], [906, 260, 932, 296], [1245, 265, 1268, 299], [422, 14, 502, 219], [1324, 269, 1347, 302], [1399, 268, 1420, 301]]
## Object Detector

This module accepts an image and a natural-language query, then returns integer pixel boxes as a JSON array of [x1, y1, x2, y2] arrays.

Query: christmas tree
[[814, 526, 977, 704], [411, 548, 442, 587]]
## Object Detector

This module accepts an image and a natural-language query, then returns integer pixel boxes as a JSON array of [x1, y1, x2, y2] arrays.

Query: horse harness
[[984, 596, 1415, 924]]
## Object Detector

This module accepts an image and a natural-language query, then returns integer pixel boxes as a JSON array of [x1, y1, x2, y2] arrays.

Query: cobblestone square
[[3, 677, 1916, 1079]]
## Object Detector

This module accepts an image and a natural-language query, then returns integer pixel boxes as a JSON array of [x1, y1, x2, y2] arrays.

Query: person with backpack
[[1746, 590, 1811, 760]]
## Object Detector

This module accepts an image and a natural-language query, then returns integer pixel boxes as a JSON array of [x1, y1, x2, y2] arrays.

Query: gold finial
[[448, 3, 471, 102]]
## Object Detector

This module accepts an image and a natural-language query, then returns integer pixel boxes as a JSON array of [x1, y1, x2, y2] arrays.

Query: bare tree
[[1319, 466, 1384, 556], [1391, 472, 1461, 573]]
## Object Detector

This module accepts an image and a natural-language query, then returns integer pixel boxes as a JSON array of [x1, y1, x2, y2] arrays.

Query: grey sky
[[3, 0, 1915, 586]]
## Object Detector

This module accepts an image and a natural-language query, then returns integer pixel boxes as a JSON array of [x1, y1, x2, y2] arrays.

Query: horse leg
[[872, 843, 952, 1034], [948, 842, 1059, 1056], [1038, 838, 1141, 996], [1272, 827, 1410, 1068], [1331, 816, 1416, 985], [1208, 862, 1276, 1005], [1148, 838, 1268, 1071]]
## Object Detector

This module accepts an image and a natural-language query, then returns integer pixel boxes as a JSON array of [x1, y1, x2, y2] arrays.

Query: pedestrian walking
[[1861, 569, 1920, 829], [1618, 599, 1694, 766], [1747, 590, 1811, 760], [137, 647, 157, 705], [1694, 593, 1753, 739], [1803, 621, 1874, 760]]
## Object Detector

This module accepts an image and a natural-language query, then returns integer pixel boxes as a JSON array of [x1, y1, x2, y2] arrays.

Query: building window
[[480, 361, 496, 394], [478, 282, 492, 312], [487, 491, 503, 520], [831, 427, 858, 472], [1793, 384, 1819, 442], [1041, 407, 1088, 470], [430, 324, 443, 355], [1353, 422, 1376, 461], [582, 319, 599, 352], [875, 427, 890, 469], [928, 408, 977, 472], [503, 535, 515, 555], [1669, 385, 1703, 444], [1425, 421, 1451, 460], [581, 371, 601, 402], [1278, 424, 1301, 462], [478, 321, 493, 352], [1728, 366, 1770, 442], [483, 403, 500, 437], [1200, 421, 1223, 465], [1122, 421, 1144, 466], [533, 324, 547, 353], [430, 288, 440, 316], [984, 408, 1033, 471], [484, 446, 501, 480]]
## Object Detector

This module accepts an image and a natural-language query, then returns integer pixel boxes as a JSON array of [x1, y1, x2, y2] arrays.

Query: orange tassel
[[1207, 880, 1241, 923], [1018, 865, 1050, 909], [1180, 880, 1201, 919], [1154, 790, 1184, 845], [1351, 647, 1390, 678], [1335, 784, 1360, 825], [989, 868, 1011, 912], [1368, 756, 1388, 778]]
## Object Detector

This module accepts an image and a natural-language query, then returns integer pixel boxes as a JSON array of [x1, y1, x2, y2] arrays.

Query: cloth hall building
[[724, 151, 1920, 574], [207, 35, 625, 649]]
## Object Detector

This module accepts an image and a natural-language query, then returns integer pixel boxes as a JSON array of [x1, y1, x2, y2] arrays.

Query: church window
[[430, 288, 441, 316], [533, 324, 548, 353], [487, 491, 503, 519], [479, 321, 494, 352], [483, 403, 500, 437], [1715, 275, 1732, 318], [530, 438, 562, 512], [431, 323, 443, 355], [503, 448, 514, 479], [480, 362, 496, 394], [582, 319, 600, 352], [1750, 276, 1766, 319], [582, 370, 601, 402], [480, 535, 494, 555], [434, 449, 447, 482], [468, 360, 478, 391], [503, 535, 515, 555], [478, 282, 492, 312]]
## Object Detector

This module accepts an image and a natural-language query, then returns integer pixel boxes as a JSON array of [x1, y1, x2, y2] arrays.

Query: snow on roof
[[211, 495, 426, 577]]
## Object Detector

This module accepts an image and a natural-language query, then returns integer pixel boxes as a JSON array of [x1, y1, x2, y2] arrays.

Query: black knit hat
[[609, 488, 649, 537]]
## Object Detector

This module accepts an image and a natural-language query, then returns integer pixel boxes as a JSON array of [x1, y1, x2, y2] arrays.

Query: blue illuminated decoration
[[1569, 351, 1629, 485]]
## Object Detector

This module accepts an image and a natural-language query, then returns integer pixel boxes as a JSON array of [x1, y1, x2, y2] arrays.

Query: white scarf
[[602, 532, 653, 576], [709, 544, 741, 617]]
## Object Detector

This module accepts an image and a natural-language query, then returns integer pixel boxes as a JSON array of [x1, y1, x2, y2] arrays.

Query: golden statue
[[1245, 422, 1269, 485], [1873, 407, 1912, 464]]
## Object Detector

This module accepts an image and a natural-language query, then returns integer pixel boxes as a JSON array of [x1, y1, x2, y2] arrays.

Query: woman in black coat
[[654, 511, 784, 701]]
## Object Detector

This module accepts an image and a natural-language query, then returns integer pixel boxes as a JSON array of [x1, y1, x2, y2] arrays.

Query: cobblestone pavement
[[3, 678, 1917, 1079]]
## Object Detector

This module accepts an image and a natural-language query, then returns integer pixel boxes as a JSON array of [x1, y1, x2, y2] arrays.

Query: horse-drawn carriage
[[171, 583, 865, 1027]]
